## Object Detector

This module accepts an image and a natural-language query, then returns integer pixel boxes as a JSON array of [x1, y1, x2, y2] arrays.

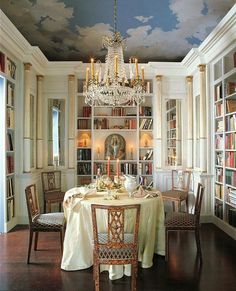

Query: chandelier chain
[[113, 0, 117, 34]]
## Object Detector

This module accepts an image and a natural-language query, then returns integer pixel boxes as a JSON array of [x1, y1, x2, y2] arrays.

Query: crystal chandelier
[[83, 0, 146, 107]]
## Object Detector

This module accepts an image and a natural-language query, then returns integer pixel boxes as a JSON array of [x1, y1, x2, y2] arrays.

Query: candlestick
[[141, 67, 144, 83], [107, 156, 110, 177], [135, 58, 139, 78], [116, 158, 120, 178], [91, 58, 94, 78]]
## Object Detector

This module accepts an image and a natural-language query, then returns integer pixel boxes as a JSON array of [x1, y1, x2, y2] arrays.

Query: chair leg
[[165, 228, 169, 261], [131, 263, 137, 291], [27, 230, 33, 264], [34, 232, 39, 251], [186, 196, 189, 213], [60, 229, 63, 253], [48, 202, 51, 213], [59, 202, 62, 212], [195, 228, 202, 262], [44, 200, 46, 213], [94, 262, 100, 291]]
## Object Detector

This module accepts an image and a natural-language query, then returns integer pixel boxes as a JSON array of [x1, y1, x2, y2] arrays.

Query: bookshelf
[[213, 48, 236, 228], [0, 51, 17, 232], [76, 79, 154, 187], [166, 99, 182, 166]]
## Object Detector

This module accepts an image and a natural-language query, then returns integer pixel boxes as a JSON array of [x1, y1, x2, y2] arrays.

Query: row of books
[[77, 148, 91, 161], [121, 163, 138, 175], [6, 156, 14, 174], [167, 119, 176, 130], [138, 162, 152, 175], [124, 119, 137, 129], [215, 82, 236, 101], [7, 199, 15, 222], [139, 106, 152, 116], [111, 107, 126, 116], [226, 99, 236, 113], [215, 183, 224, 199], [77, 162, 92, 175], [225, 133, 236, 149], [225, 115, 236, 131], [77, 119, 91, 130], [6, 177, 14, 198], [6, 132, 14, 151], [215, 102, 223, 117], [139, 118, 153, 130], [82, 106, 91, 117], [6, 108, 14, 129], [215, 201, 223, 219], [167, 139, 176, 148], [94, 118, 109, 129], [93, 162, 138, 176], [6, 58, 16, 80], [227, 188, 236, 206], [225, 152, 236, 168], [139, 177, 153, 187], [166, 100, 176, 110], [225, 169, 236, 187], [7, 81, 14, 106]]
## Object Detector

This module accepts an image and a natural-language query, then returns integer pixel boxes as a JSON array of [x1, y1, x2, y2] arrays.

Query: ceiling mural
[[0, 0, 235, 62]]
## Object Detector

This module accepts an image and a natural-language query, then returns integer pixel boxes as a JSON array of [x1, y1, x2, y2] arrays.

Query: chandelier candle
[[135, 58, 139, 78], [91, 58, 94, 78]]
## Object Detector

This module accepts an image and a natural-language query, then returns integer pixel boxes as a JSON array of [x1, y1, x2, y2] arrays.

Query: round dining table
[[61, 187, 165, 280]]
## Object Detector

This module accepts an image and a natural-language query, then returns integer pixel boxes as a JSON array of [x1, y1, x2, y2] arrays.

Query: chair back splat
[[91, 204, 140, 291]]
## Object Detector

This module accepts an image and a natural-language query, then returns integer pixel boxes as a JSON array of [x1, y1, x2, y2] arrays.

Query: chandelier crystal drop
[[83, 0, 146, 107]]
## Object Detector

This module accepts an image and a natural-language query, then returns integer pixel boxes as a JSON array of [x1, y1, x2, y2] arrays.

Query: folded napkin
[[133, 186, 161, 199], [64, 186, 95, 209]]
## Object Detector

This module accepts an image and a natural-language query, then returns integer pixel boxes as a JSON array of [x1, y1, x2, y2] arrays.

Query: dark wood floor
[[0, 224, 236, 291]]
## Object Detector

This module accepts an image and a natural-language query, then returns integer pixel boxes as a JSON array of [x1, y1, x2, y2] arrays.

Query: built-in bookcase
[[76, 79, 154, 187], [0, 51, 17, 232], [213, 48, 236, 228]]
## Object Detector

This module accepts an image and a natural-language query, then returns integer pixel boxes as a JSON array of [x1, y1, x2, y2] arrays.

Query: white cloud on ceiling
[[134, 15, 154, 23]]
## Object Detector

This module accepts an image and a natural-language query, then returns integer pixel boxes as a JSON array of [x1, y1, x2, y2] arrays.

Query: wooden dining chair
[[91, 204, 141, 291], [41, 170, 65, 212], [165, 183, 204, 262], [162, 169, 191, 212], [25, 184, 65, 264]]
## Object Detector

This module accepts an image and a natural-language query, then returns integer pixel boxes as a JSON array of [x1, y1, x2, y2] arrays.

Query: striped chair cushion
[[162, 190, 188, 200]]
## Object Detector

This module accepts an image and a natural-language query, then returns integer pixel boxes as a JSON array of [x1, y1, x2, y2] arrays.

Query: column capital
[[156, 75, 163, 81], [37, 75, 44, 81], [24, 63, 32, 71], [68, 74, 75, 81], [198, 64, 206, 72], [186, 75, 193, 82]]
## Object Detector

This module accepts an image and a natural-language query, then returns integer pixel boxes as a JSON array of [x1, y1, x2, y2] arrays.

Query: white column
[[199, 64, 207, 172], [68, 75, 76, 169], [23, 63, 32, 173], [186, 76, 193, 169], [36, 75, 44, 169], [156, 75, 162, 169]]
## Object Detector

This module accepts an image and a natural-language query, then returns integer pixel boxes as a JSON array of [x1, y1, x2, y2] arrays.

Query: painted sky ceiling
[[0, 0, 235, 63]]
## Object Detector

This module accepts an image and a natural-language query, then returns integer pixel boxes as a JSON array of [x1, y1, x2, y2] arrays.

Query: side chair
[[165, 183, 204, 262], [41, 170, 65, 213], [162, 169, 191, 212], [91, 204, 141, 291], [25, 184, 65, 264]]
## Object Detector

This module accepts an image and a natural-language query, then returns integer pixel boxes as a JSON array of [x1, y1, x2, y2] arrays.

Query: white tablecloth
[[61, 188, 165, 279]]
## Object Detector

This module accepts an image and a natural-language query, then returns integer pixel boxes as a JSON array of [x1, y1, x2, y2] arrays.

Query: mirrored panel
[[48, 99, 65, 166], [166, 99, 182, 166]]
